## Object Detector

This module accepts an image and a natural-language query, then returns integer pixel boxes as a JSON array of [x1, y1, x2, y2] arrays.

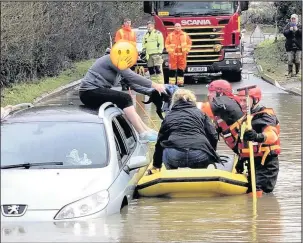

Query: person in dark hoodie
[[196, 79, 245, 155], [150, 89, 220, 170], [283, 13, 302, 77]]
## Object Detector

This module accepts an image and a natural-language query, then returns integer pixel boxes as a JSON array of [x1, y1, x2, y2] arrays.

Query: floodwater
[[1, 78, 301, 242]]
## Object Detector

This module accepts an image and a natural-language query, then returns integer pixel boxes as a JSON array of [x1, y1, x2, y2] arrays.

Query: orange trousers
[[168, 54, 187, 70]]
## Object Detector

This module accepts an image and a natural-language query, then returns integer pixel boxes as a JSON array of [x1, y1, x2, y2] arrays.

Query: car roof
[[2, 105, 107, 124]]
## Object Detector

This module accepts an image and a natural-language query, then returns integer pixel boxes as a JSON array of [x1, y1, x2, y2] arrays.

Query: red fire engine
[[143, 1, 249, 83]]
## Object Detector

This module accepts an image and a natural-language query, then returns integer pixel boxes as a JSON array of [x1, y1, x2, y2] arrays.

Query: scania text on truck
[[143, 1, 249, 83]]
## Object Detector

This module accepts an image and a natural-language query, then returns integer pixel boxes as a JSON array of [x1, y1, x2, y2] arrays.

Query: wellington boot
[[295, 63, 300, 75], [169, 77, 176, 85], [248, 190, 263, 198]]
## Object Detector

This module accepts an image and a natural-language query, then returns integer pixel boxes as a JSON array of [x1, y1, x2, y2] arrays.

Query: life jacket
[[143, 30, 164, 56], [116, 26, 136, 46], [237, 108, 281, 165], [197, 96, 244, 151], [215, 116, 244, 151], [165, 30, 192, 55], [211, 96, 244, 151]]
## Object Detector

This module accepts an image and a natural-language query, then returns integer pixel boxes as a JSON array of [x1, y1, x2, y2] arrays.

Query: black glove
[[235, 160, 244, 174], [216, 126, 223, 134], [243, 129, 265, 143]]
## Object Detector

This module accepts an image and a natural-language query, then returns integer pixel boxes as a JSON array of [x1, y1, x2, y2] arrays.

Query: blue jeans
[[163, 148, 213, 170]]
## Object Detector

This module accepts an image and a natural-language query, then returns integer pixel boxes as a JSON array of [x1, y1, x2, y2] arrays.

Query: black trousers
[[79, 87, 133, 110], [246, 156, 279, 193]]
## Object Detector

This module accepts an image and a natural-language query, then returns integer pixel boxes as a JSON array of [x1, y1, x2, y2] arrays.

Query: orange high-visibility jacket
[[115, 26, 136, 47], [165, 30, 192, 55]]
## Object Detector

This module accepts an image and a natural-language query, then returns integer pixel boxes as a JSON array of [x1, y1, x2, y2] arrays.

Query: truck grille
[[166, 25, 226, 64]]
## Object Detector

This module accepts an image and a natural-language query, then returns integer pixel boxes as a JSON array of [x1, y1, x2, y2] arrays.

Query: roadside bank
[[254, 38, 301, 96], [1, 59, 95, 106]]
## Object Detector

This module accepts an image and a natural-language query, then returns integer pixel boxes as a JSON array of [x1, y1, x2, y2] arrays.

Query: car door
[[113, 114, 149, 193], [111, 117, 134, 201]]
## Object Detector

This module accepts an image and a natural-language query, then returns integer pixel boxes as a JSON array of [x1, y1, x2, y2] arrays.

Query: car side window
[[112, 120, 128, 164], [114, 136, 123, 168], [115, 115, 137, 152]]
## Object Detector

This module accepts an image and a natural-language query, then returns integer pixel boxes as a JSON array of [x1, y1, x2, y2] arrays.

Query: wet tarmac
[[2, 71, 301, 242]]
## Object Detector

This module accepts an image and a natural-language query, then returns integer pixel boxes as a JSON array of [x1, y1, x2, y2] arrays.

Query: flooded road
[[2, 77, 301, 242]]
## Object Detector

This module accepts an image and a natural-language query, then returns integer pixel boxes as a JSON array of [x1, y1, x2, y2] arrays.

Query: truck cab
[[143, 1, 249, 83]]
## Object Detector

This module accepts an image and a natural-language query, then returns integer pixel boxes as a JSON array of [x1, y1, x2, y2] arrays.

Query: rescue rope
[[128, 88, 159, 130]]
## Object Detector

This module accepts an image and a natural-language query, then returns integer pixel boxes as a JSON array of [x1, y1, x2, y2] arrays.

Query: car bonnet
[[1, 167, 115, 210]]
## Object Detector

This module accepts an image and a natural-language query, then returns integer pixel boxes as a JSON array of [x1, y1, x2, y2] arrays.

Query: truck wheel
[[222, 71, 242, 82], [184, 76, 192, 84]]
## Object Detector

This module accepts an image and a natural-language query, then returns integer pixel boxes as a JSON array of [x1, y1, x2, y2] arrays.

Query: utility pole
[[274, 7, 278, 43]]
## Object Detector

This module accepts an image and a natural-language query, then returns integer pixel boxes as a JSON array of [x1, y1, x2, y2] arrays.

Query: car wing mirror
[[128, 156, 149, 171]]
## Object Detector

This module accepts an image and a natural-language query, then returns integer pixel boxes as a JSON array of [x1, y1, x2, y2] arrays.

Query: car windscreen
[[1, 122, 109, 169], [157, 1, 235, 15], [135, 30, 147, 43]]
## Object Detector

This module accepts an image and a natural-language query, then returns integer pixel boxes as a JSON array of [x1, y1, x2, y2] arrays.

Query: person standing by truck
[[283, 14, 302, 77], [115, 18, 137, 46], [165, 23, 192, 87], [114, 18, 137, 91], [142, 21, 165, 84]]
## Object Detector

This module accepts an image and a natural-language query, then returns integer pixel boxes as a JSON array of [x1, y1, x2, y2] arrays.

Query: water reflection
[[1, 195, 289, 242]]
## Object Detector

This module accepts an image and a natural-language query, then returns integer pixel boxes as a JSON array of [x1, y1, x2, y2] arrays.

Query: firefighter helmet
[[207, 79, 233, 96], [238, 86, 262, 104]]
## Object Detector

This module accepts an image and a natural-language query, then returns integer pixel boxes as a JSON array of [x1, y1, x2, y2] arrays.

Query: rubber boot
[[287, 64, 293, 78], [295, 63, 300, 76], [155, 74, 164, 84], [150, 74, 158, 83], [248, 190, 263, 198], [169, 77, 176, 85], [177, 77, 184, 87]]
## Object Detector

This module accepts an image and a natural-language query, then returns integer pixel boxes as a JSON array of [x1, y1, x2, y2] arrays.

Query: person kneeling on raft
[[150, 89, 221, 170], [78, 51, 166, 143]]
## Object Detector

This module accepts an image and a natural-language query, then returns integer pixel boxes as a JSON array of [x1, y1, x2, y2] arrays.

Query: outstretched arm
[[121, 79, 154, 95]]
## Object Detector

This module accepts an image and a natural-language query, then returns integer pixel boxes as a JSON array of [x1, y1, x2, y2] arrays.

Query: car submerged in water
[[1, 102, 150, 222]]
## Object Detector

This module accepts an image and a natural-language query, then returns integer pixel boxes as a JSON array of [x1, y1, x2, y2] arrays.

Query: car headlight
[[54, 190, 109, 220], [224, 52, 241, 59]]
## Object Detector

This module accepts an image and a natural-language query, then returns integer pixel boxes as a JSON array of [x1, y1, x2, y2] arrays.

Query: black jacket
[[153, 100, 220, 168], [283, 23, 302, 52], [251, 106, 279, 133], [211, 96, 244, 126]]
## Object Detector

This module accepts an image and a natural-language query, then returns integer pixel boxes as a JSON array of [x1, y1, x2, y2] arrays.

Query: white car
[[1, 102, 150, 222]]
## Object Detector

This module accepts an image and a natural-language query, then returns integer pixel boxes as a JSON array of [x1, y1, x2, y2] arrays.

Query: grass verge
[[254, 38, 301, 83], [1, 59, 95, 107]]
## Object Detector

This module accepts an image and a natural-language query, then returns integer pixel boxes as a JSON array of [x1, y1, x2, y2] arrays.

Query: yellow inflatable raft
[[137, 155, 248, 198]]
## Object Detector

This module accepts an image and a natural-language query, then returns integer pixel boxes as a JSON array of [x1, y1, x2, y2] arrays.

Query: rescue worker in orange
[[236, 87, 280, 196], [196, 80, 244, 154], [115, 18, 137, 91], [115, 18, 136, 47], [165, 23, 192, 87]]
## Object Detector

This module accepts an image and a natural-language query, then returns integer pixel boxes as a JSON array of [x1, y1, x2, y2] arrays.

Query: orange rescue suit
[[165, 30, 192, 70], [238, 108, 281, 165], [115, 26, 137, 47], [198, 102, 281, 164]]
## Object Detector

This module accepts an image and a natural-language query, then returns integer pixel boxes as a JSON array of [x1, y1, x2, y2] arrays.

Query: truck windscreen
[[157, 1, 235, 16]]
